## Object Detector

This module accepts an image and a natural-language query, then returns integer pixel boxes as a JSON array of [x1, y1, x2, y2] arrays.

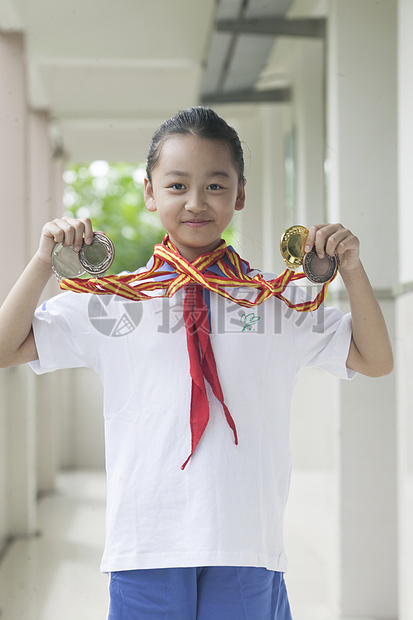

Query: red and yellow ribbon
[[60, 234, 334, 312]]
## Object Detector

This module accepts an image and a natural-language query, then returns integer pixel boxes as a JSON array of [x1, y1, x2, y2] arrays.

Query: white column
[[0, 370, 8, 550], [260, 103, 288, 274], [28, 111, 52, 256], [397, 1, 413, 618], [292, 38, 326, 227], [218, 105, 264, 268], [0, 32, 28, 292], [6, 366, 37, 535], [28, 110, 62, 493], [327, 1, 398, 618], [35, 373, 59, 493], [396, 294, 413, 620], [28, 110, 62, 302], [71, 368, 105, 469], [48, 155, 76, 472], [0, 32, 38, 538]]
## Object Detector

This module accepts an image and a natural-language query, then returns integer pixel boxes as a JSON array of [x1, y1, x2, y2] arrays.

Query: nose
[[185, 189, 207, 213]]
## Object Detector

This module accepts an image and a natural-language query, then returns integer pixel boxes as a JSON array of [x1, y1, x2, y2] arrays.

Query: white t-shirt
[[30, 273, 354, 573]]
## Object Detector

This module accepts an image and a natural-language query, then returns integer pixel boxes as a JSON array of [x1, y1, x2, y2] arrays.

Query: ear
[[144, 178, 157, 212], [234, 179, 246, 211]]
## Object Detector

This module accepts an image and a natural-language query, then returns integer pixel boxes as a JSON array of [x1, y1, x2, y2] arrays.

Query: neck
[[166, 236, 225, 262]]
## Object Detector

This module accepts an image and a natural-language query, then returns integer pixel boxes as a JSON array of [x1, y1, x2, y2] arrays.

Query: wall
[[0, 31, 78, 558], [70, 368, 105, 470], [0, 372, 8, 553], [397, 2, 413, 617], [397, 291, 413, 620], [0, 32, 32, 554]]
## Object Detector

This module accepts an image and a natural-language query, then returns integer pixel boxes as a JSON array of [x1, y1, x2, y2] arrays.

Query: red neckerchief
[[181, 284, 237, 469]]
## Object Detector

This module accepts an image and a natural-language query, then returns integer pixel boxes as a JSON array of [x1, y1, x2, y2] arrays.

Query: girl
[[0, 107, 393, 619]]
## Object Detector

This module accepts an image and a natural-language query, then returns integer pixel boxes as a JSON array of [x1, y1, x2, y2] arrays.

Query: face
[[144, 134, 245, 261]]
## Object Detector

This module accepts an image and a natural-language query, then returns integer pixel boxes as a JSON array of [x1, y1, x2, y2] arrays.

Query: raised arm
[[0, 217, 94, 368], [305, 224, 393, 378]]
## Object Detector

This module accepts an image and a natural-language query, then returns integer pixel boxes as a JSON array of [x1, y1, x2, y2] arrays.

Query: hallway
[[0, 471, 108, 620], [0, 1, 406, 618], [0, 470, 347, 620]]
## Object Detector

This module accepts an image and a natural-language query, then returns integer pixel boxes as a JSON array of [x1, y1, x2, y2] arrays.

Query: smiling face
[[144, 134, 245, 261]]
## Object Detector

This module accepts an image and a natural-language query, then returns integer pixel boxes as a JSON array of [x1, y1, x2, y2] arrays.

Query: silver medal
[[52, 232, 115, 281]]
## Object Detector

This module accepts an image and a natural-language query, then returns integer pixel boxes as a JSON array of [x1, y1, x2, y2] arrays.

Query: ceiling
[[0, 0, 325, 162], [201, 0, 293, 100]]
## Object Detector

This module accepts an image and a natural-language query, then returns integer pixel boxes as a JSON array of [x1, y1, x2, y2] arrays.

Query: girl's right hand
[[36, 217, 94, 266]]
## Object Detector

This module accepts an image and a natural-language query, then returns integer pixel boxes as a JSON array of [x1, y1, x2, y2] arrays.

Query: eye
[[207, 183, 223, 190], [170, 183, 186, 190]]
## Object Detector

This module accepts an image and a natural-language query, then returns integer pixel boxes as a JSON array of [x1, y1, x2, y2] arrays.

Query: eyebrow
[[165, 170, 231, 179]]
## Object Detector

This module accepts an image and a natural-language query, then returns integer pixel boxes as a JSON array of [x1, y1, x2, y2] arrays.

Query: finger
[[44, 219, 76, 247], [325, 228, 349, 256], [314, 223, 345, 258], [69, 219, 89, 252], [82, 218, 94, 245], [59, 218, 83, 249], [47, 217, 86, 251], [304, 225, 322, 254], [43, 220, 66, 244], [333, 231, 360, 259], [306, 224, 332, 258], [60, 216, 95, 251]]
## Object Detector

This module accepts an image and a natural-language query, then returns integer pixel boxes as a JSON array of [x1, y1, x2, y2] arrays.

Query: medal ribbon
[[60, 234, 334, 468], [60, 234, 333, 311]]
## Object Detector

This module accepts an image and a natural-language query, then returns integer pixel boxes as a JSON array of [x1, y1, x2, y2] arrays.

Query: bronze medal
[[303, 250, 339, 284]]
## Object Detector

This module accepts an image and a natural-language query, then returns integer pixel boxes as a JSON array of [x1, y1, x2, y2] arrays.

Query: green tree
[[63, 161, 164, 275]]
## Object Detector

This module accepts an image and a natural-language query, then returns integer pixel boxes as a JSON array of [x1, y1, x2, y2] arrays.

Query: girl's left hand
[[304, 223, 361, 274]]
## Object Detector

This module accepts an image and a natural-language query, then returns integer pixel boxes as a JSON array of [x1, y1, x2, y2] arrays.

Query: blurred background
[[0, 0, 409, 618]]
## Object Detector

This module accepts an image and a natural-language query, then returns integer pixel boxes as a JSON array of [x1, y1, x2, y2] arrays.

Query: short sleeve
[[30, 291, 95, 375], [289, 285, 356, 380]]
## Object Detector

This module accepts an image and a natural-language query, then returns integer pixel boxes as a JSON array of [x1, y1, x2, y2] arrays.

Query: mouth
[[182, 220, 210, 228]]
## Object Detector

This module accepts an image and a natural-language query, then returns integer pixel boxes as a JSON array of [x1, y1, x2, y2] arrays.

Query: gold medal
[[280, 225, 309, 270], [280, 225, 339, 284], [52, 232, 115, 282]]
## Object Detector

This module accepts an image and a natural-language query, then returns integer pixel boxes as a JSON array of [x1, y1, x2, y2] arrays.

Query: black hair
[[146, 106, 245, 184]]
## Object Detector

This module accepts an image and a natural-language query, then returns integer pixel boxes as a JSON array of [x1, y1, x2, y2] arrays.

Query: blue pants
[[108, 566, 293, 620]]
